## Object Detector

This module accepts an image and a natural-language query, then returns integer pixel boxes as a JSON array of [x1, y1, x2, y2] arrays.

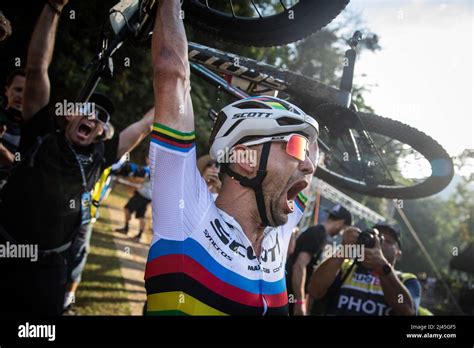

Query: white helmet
[[209, 96, 319, 159]]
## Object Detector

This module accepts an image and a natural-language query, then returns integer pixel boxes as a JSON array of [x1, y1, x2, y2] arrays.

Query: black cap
[[327, 204, 352, 225], [373, 223, 401, 249], [89, 93, 115, 118]]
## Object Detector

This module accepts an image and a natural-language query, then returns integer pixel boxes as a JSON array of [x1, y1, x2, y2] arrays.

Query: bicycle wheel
[[314, 107, 454, 199], [183, 0, 350, 46]]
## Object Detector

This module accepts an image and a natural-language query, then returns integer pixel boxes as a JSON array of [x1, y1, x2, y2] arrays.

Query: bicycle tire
[[314, 112, 454, 199], [183, 0, 350, 47]]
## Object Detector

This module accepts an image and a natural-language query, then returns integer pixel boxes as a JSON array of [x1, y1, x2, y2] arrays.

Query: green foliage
[[395, 149, 473, 276], [451, 149, 474, 244], [395, 199, 456, 275]]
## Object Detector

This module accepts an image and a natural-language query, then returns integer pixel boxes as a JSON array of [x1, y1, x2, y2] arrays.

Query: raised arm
[[308, 227, 360, 299], [378, 268, 415, 315], [117, 107, 154, 159], [362, 237, 415, 315], [23, 0, 68, 121], [152, 0, 194, 132]]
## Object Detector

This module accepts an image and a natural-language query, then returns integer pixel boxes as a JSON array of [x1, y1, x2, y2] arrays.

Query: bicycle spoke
[[195, 0, 295, 19], [321, 124, 438, 187], [229, 0, 236, 18], [250, 0, 263, 18], [378, 138, 395, 150]]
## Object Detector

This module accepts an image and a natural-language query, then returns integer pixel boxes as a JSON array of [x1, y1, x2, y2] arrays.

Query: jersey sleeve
[[149, 123, 214, 241], [282, 192, 308, 236]]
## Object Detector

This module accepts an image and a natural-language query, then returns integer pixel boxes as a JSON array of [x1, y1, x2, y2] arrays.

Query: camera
[[356, 228, 384, 248]]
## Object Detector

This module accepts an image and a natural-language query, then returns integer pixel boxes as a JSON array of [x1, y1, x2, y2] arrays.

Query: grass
[[75, 203, 131, 315]]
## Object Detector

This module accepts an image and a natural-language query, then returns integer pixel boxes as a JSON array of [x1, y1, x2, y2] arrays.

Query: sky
[[330, 0, 473, 162]]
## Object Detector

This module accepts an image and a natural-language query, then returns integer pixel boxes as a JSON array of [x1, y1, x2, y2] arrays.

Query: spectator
[[286, 204, 352, 315], [0, 1, 154, 315], [197, 154, 221, 199], [287, 227, 300, 258], [115, 157, 152, 241], [63, 122, 116, 315], [0, 69, 25, 188], [309, 224, 421, 316]]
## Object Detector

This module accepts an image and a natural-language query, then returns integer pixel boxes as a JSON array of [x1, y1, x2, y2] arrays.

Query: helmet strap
[[222, 142, 272, 226]]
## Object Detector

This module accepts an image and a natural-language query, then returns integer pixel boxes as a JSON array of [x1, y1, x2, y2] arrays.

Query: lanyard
[[65, 140, 89, 192]]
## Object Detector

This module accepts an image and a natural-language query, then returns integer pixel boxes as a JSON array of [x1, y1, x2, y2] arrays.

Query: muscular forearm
[[23, 4, 63, 121], [27, 5, 61, 72], [308, 257, 345, 299], [117, 108, 154, 159], [379, 272, 415, 315], [152, 0, 193, 131], [291, 264, 306, 301], [153, 1, 188, 79]]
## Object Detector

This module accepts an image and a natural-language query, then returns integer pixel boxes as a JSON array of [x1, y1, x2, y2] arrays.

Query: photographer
[[309, 224, 421, 316]]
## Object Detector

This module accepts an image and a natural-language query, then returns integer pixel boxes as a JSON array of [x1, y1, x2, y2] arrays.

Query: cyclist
[[145, 1, 319, 315]]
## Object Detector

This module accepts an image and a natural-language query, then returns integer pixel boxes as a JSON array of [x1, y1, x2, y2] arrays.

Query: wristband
[[45, 0, 62, 15], [294, 299, 306, 305], [373, 263, 392, 277]]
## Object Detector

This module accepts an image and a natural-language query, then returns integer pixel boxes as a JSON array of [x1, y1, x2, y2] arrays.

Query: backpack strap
[[399, 272, 417, 282]]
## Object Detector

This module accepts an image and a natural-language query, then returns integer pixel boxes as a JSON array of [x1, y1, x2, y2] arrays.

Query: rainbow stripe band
[[247, 96, 291, 111], [145, 237, 289, 316], [294, 192, 307, 212], [151, 123, 195, 153], [146, 238, 287, 295]]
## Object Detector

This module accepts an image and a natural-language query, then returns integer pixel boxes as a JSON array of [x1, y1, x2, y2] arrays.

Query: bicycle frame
[[189, 40, 396, 187], [78, 18, 395, 187]]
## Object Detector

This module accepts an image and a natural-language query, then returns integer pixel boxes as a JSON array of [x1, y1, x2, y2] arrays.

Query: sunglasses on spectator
[[79, 103, 111, 125]]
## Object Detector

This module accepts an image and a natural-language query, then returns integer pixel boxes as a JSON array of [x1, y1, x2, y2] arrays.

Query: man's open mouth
[[285, 180, 308, 212], [78, 122, 94, 138]]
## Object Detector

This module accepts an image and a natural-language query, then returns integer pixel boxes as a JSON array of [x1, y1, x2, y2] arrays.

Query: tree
[[392, 149, 473, 276]]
